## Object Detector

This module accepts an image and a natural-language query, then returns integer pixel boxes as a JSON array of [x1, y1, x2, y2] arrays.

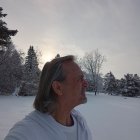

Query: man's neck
[[51, 109, 74, 126]]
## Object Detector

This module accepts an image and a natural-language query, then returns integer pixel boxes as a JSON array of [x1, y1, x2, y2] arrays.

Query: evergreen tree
[[104, 72, 117, 95], [0, 7, 18, 66], [0, 7, 17, 51], [133, 74, 140, 96], [24, 46, 40, 82], [19, 46, 40, 96], [121, 74, 140, 97], [0, 7, 25, 95], [0, 43, 23, 94], [115, 78, 125, 95]]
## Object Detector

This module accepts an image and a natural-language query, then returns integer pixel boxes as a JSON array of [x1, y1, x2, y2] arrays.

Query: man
[[5, 55, 93, 140]]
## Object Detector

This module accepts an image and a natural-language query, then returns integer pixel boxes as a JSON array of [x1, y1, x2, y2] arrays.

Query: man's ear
[[52, 81, 63, 96]]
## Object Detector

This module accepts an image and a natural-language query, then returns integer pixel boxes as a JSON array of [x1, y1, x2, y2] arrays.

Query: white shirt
[[4, 109, 93, 140], [49, 113, 78, 140]]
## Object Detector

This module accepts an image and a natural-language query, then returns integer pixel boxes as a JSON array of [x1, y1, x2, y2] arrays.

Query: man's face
[[60, 61, 87, 108]]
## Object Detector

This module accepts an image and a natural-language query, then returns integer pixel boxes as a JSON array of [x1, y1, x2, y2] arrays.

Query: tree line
[[103, 72, 140, 97], [0, 7, 140, 97]]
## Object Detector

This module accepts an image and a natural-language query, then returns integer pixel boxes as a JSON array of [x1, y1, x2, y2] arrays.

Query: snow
[[0, 93, 140, 140]]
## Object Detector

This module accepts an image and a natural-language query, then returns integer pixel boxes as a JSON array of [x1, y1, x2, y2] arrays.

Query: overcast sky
[[1, 0, 140, 78]]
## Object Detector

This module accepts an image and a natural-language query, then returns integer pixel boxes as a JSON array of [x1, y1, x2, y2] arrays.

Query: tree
[[0, 7, 17, 51], [115, 79, 124, 95], [103, 72, 117, 95], [19, 46, 40, 96], [0, 7, 18, 65], [81, 49, 105, 95], [121, 74, 140, 97], [0, 7, 22, 95], [0, 43, 23, 94], [133, 74, 140, 96], [24, 46, 40, 82], [55, 54, 60, 58]]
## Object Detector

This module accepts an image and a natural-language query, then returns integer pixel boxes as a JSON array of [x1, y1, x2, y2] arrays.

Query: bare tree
[[82, 49, 105, 95]]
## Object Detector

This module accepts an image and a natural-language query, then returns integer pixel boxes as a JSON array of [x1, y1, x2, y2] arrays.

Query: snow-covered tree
[[133, 74, 140, 96], [0, 7, 22, 95], [85, 72, 104, 93], [115, 79, 125, 95], [0, 43, 23, 94], [103, 72, 117, 95], [81, 49, 105, 95], [24, 46, 40, 82], [121, 74, 140, 97], [19, 46, 40, 96]]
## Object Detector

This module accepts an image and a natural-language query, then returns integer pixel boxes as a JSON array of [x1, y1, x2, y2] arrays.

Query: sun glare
[[43, 52, 54, 62], [39, 52, 55, 70]]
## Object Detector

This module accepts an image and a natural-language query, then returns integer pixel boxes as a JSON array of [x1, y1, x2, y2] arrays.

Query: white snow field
[[0, 93, 140, 140]]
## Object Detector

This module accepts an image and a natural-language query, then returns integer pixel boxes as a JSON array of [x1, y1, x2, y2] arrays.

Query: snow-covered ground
[[0, 93, 140, 140]]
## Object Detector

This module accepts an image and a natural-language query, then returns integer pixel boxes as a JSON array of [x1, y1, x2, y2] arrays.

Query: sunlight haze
[[1, 0, 140, 78]]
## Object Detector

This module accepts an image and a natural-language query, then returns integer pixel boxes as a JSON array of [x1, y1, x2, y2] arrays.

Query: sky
[[1, 0, 140, 78]]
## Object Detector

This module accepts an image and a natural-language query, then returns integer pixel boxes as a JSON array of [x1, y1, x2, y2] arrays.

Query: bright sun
[[38, 52, 55, 70], [43, 52, 54, 62]]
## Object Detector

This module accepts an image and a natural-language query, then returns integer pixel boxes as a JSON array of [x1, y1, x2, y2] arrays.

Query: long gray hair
[[33, 55, 74, 113]]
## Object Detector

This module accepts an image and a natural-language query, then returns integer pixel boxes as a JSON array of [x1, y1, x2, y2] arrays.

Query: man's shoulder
[[4, 110, 53, 140], [4, 120, 33, 140]]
